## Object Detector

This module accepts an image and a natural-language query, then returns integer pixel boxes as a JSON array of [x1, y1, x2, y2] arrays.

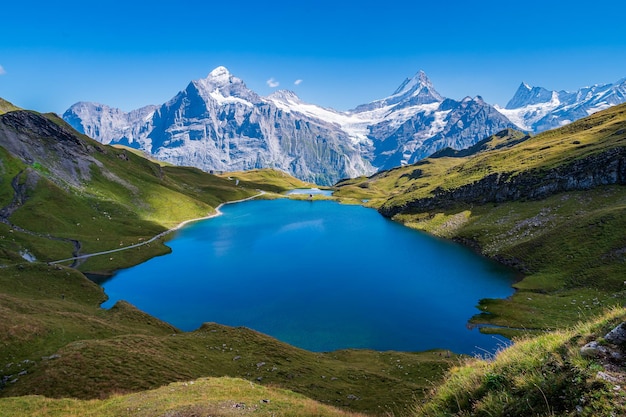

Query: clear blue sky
[[1, 0, 625, 114]]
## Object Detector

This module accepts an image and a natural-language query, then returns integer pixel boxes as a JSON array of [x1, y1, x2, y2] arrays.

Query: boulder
[[605, 322, 626, 345]]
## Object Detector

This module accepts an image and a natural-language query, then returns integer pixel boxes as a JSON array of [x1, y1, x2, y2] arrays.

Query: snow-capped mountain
[[350, 72, 515, 169], [66, 67, 624, 185], [65, 67, 374, 185], [496, 78, 626, 132]]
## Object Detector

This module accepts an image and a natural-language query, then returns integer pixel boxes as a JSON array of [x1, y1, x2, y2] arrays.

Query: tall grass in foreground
[[415, 307, 626, 416]]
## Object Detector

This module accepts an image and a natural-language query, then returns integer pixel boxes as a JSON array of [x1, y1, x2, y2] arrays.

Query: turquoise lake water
[[102, 199, 516, 354]]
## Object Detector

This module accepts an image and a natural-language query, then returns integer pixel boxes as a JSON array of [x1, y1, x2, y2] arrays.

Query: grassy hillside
[[335, 103, 626, 338], [0, 108, 457, 415], [0, 110, 308, 275], [0, 98, 21, 114], [0, 377, 367, 417], [416, 307, 626, 416], [336, 104, 626, 205], [0, 263, 457, 415], [4, 99, 626, 416]]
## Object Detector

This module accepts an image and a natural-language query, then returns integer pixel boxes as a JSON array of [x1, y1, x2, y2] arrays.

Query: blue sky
[[1, 0, 625, 114]]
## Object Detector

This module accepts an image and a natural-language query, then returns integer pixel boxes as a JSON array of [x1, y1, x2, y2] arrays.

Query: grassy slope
[[219, 168, 317, 193], [0, 263, 457, 416], [335, 103, 626, 336], [5, 101, 625, 416], [0, 112, 308, 275], [335, 104, 626, 206], [416, 307, 626, 417], [0, 110, 457, 415], [0, 377, 367, 417], [0, 98, 21, 114]]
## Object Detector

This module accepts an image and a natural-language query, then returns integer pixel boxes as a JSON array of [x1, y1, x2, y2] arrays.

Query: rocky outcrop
[[580, 321, 626, 387], [380, 148, 626, 217], [0, 111, 104, 187]]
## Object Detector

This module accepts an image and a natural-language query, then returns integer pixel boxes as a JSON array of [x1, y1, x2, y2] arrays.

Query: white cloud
[[0, 65, 6, 75], [266, 78, 280, 88], [294, 79, 303, 86]]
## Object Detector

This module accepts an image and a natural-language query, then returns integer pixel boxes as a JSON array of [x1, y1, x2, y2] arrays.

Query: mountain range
[[496, 78, 626, 132], [63, 68, 626, 185]]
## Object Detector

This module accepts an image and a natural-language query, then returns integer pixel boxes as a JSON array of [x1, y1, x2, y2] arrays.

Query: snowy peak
[[190, 66, 260, 105], [352, 69, 443, 113], [208, 65, 232, 81], [497, 76, 626, 132], [387, 69, 443, 105], [63, 67, 626, 186], [392, 70, 433, 95], [505, 82, 554, 109]]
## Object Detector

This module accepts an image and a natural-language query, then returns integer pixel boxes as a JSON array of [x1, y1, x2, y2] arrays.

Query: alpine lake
[[101, 191, 516, 355]]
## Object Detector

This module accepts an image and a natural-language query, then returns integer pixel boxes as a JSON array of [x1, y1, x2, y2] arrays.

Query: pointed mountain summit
[[497, 77, 626, 132], [353, 70, 443, 113], [191, 66, 260, 104], [266, 89, 302, 104], [207, 66, 232, 83], [392, 70, 441, 99], [505, 82, 554, 110]]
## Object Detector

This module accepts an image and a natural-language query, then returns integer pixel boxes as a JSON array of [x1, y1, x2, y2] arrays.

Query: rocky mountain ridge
[[63, 67, 516, 184], [63, 68, 626, 185], [496, 78, 626, 132]]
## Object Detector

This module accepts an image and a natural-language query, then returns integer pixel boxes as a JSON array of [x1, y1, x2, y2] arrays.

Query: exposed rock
[[41, 354, 61, 361], [64, 70, 374, 186], [64, 68, 519, 184], [381, 148, 626, 217], [0, 111, 98, 188], [605, 322, 626, 345], [580, 341, 608, 358], [597, 371, 622, 384]]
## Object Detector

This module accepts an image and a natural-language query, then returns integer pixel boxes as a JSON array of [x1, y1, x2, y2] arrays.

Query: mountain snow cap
[[190, 66, 260, 105], [392, 70, 434, 96], [196, 66, 245, 92], [350, 69, 443, 113], [505, 82, 554, 109], [267, 89, 301, 103], [205, 66, 234, 85]]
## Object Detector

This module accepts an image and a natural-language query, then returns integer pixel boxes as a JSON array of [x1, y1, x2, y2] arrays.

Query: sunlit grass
[[415, 307, 626, 417]]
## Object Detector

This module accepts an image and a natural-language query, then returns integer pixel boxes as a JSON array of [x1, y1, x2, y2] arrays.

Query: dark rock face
[[380, 148, 626, 217], [0, 111, 101, 187]]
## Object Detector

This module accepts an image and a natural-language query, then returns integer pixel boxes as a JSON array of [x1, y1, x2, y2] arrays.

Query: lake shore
[[51, 191, 266, 265]]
